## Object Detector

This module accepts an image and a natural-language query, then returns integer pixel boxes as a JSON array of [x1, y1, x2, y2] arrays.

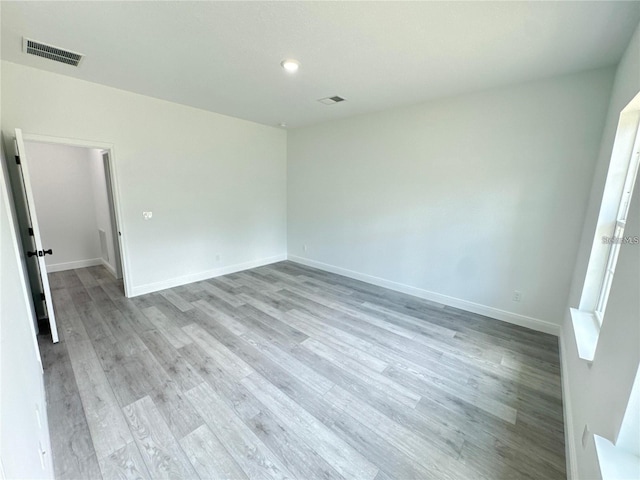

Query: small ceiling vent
[[22, 38, 84, 67], [318, 96, 346, 105]]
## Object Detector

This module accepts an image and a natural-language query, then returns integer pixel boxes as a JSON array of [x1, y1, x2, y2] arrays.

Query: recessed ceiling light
[[281, 59, 300, 73], [278, 122, 287, 128]]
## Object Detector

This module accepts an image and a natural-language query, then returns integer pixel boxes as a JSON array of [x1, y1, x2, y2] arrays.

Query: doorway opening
[[7, 130, 129, 343], [25, 141, 123, 280]]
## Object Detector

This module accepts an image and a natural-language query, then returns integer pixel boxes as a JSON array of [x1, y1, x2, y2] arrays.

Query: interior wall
[[561, 22, 640, 480], [88, 148, 119, 277], [287, 67, 614, 332], [1, 139, 54, 478], [25, 141, 102, 272], [1, 61, 287, 296]]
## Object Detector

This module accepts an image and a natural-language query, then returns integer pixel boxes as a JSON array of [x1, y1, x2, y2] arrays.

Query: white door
[[14, 128, 59, 343]]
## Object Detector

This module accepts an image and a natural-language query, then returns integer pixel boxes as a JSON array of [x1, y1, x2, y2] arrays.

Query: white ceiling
[[2, 1, 639, 128]]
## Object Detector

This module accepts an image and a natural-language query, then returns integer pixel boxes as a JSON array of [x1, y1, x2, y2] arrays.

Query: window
[[594, 149, 640, 325], [571, 96, 640, 362]]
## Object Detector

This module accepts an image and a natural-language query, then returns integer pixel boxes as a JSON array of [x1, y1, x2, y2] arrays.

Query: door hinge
[[28, 227, 34, 236], [15, 155, 21, 165], [40, 293, 46, 301]]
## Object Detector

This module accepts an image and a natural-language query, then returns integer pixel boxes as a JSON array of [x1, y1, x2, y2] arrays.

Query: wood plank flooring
[[39, 262, 565, 480]]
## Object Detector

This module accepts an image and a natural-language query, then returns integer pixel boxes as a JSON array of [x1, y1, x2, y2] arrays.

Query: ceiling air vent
[[23, 38, 84, 67], [318, 96, 346, 105]]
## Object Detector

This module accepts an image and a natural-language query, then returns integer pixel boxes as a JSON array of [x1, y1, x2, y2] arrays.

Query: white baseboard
[[130, 254, 287, 297], [101, 259, 118, 279], [559, 331, 578, 480], [46, 258, 103, 273], [287, 255, 561, 336]]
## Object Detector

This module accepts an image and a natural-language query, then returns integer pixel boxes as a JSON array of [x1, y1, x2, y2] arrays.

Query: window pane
[[596, 272, 614, 317]]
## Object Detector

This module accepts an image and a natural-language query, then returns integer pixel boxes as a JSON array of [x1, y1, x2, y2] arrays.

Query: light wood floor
[[39, 261, 565, 480]]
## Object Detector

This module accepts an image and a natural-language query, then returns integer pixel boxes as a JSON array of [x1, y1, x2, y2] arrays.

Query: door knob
[[43, 249, 53, 256], [27, 250, 38, 257]]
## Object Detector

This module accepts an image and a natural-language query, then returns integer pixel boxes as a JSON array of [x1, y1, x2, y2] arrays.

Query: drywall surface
[[288, 67, 614, 332], [89, 148, 119, 276], [25, 141, 102, 271], [561, 23, 640, 480], [1, 142, 54, 478], [1, 61, 287, 295]]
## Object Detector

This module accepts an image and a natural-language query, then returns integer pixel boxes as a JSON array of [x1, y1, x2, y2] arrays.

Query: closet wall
[[25, 141, 113, 273]]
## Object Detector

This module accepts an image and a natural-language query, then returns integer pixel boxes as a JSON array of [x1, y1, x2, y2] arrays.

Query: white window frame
[[594, 149, 640, 325], [571, 104, 640, 363]]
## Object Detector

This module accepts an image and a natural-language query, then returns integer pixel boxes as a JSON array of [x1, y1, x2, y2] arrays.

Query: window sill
[[595, 435, 640, 480], [570, 308, 600, 363]]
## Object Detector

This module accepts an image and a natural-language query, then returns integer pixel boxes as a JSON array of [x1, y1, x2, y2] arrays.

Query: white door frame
[[22, 132, 133, 298]]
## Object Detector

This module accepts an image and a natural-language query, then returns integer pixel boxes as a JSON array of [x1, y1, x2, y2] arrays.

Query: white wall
[[561, 23, 640, 480], [1, 141, 54, 478], [1, 61, 287, 296], [89, 148, 119, 277], [25, 141, 102, 272], [287, 68, 614, 332]]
